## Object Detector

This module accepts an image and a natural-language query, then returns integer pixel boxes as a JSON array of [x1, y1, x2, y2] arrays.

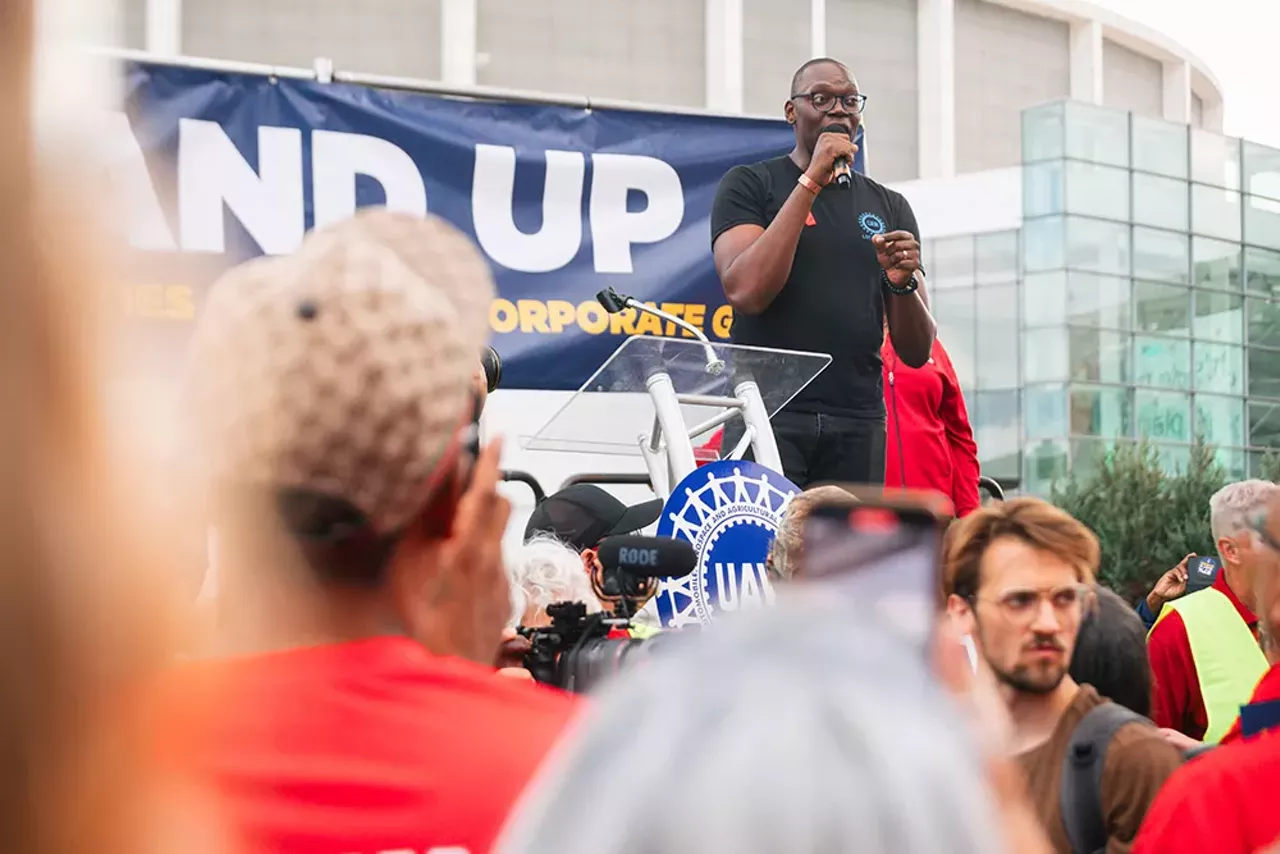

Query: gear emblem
[[655, 460, 800, 628], [858, 211, 886, 240]]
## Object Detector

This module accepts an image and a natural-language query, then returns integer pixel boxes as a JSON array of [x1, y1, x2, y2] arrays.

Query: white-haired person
[[493, 535, 605, 680], [1149, 479, 1278, 743], [509, 534, 603, 629], [493, 600, 1052, 854]]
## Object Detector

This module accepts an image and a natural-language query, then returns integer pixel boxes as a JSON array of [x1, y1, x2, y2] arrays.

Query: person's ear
[[1218, 536, 1240, 565], [414, 465, 465, 541], [946, 593, 976, 636], [784, 99, 796, 125]]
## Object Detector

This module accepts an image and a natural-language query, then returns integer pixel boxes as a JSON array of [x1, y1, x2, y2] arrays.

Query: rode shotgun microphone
[[597, 535, 697, 579], [820, 123, 853, 189]]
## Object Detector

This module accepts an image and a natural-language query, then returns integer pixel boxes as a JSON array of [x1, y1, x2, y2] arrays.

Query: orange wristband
[[797, 173, 821, 195]]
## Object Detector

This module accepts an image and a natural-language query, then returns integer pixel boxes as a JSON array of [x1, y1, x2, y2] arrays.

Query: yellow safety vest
[[1151, 586, 1268, 744]]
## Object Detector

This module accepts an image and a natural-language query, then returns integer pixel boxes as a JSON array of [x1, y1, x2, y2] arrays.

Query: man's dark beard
[[977, 620, 1067, 695], [990, 659, 1066, 695]]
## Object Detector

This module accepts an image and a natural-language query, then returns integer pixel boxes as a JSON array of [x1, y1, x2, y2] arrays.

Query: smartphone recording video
[[799, 494, 944, 654]]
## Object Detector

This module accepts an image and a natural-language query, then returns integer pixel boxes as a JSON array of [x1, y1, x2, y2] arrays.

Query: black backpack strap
[[1184, 742, 1216, 761], [1059, 702, 1149, 854]]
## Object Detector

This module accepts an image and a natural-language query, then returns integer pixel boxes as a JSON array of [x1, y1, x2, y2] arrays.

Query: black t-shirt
[[710, 155, 923, 418]]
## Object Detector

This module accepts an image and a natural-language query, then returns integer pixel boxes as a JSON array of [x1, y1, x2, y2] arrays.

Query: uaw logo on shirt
[[858, 211, 886, 240], [654, 459, 800, 629]]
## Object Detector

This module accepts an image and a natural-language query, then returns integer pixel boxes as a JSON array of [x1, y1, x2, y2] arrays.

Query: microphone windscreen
[[597, 535, 697, 579], [596, 287, 629, 314], [480, 346, 502, 393]]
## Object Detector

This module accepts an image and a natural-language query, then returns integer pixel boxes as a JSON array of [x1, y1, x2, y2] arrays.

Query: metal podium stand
[[525, 336, 831, 500]]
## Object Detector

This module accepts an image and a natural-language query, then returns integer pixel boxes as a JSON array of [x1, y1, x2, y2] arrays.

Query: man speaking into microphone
[[712, 58, 935, 487]]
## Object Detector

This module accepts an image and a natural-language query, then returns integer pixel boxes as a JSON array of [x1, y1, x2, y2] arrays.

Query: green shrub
[[1261, 449, 1280, 483], [1051, 439, 1225, 602]]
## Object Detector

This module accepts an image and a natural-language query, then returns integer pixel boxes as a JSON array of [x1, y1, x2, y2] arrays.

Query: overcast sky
[[1099, 0, 1280, 148]]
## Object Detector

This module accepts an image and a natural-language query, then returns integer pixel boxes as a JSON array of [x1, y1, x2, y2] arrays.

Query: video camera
[[518, 534, 695, 693]]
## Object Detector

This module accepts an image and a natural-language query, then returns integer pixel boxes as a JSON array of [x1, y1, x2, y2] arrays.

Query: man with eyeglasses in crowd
[[944, 498, 1182, 853], [710, 57, 935, 487]]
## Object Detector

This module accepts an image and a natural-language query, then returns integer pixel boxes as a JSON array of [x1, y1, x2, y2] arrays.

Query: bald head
[[785, 58, 862, 156], [790, 57, 853, 96]]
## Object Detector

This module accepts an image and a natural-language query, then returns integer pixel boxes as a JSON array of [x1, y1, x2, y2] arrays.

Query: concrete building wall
[[954, 0, 1070, 173], [477, 0, 704, 107], [827, 0, 919, 182], [1102, 38, 1163, 119], [183, 0, 442, 78], [742, 0, 810, 118]]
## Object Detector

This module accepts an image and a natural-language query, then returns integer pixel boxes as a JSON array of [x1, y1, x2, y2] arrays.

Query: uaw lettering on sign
[[656, 460, 800, 629], [114, 62, 809, 389]]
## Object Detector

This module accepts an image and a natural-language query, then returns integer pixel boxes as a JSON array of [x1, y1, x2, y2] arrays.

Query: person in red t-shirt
[[1148, 481, 1277, 741], [172, 210, 578, 854], [882, 334, 980, 517], [1134, 490, 1280, 854]]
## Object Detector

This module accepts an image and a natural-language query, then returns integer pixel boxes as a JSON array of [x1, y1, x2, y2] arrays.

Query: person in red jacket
[[1133, 490, 1280, 854], [1148, 480, 1276, 742], [881, 334, 981, 516]]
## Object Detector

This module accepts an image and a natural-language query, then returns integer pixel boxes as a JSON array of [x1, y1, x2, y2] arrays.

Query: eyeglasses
[[790, 92, 867, 114], [970, 583, 1094, 626]]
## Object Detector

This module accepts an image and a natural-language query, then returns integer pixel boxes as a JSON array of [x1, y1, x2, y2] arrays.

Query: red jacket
[[881, 337, 980, 517], [1148, 572, 1258, 739], [1133, 727, 1280, 854]]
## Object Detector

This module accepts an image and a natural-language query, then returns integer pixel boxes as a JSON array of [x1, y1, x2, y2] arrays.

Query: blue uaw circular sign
[[655, 460, 800, 629]]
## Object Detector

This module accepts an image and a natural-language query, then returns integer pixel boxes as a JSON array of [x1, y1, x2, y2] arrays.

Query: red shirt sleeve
[[1147, 610, 1207, 739], [1132, 762, 1246, 854], [933, 343, 981, 517]]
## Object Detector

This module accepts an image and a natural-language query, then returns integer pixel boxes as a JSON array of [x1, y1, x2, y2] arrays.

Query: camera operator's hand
[[1147, 555, 1191, 615], [496, 667, 534, 681], [494, 627, 531, 670]]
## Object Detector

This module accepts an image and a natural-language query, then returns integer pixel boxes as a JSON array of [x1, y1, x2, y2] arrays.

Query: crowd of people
[[9, 16, 1280, 854]]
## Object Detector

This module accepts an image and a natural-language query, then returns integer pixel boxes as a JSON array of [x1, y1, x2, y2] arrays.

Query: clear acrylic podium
[[525, 336, 831, 500]]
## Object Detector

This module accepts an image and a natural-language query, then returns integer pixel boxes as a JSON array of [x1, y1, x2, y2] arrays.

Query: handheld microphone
[[820, 123, 853, 189], [597, 535, 697, 579]]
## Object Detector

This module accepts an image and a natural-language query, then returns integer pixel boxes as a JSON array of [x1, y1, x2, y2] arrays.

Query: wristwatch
[[880, 268, 919, 296]]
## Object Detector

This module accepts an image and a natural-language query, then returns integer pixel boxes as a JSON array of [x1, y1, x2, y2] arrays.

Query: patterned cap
[[185, 208, 495, 535]]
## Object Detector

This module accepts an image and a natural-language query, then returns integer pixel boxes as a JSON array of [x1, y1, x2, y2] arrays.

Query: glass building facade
[[927, 100, 1280, 494]]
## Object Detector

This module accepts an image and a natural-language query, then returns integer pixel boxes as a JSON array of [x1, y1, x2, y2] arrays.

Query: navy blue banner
[[114, 61, 865, 390]]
